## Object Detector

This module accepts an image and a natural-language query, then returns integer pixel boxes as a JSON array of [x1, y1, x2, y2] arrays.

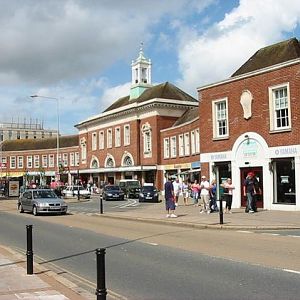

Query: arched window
[[104, 155, 115, 168], [121, 152, 134, 167], [90, 156, 99, 169]]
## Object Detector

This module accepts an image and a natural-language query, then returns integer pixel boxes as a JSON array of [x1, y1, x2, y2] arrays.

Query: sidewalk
[[0, 245, 94, 300], [99, 200, 300, 230]]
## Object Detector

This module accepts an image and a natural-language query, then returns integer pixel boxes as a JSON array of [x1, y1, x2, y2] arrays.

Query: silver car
[[18, 189, 68, 216]]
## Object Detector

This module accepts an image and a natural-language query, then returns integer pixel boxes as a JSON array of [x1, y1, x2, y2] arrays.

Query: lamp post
[[30, 95, 60, 182]]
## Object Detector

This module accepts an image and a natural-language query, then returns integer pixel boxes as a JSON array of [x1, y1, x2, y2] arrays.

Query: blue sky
[[0, 0, 300, 134]]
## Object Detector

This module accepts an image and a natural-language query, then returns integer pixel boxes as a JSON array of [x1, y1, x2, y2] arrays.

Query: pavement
[[1, 195, 300, 299]]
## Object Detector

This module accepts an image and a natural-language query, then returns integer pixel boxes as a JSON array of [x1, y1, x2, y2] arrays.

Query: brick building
[[198, 38, 300, 211], [75, 48, 199, 190], [0, 135, 79, 187]]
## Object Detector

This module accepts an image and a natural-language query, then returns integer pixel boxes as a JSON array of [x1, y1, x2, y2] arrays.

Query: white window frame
[[195, 128, 200, 153], [99, 131, 104, 149], [179, 134, 184, 157], [164, 137, 170, 159], [184, 132, 190, 156], [124, 124, 130, 146], [27, 156, 33, 168], [17, 156, 23, 169], [269, 83, 291, 132], [75, 152, 80, 166], [34, 155, 39, 168], [10, 156, 16, 169], [212, 98, 229, 139], [92, 132, 97, 151], [107, 129, 112, 148], [115, 127, 121, 147], [42, 155, 47, 168], [191, 130, 196, 155], [142, 123, 152, 157], [70, 153, 75, 167], [49, 154, 54, 168], [63, 153, 68, 167], [170, 136, 177, 158]]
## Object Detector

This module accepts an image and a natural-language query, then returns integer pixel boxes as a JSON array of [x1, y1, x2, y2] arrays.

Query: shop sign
[[210, 153, 227, 161], [242, 140, 258, 158], [272, 146, 298, 157], [174, 163, 191, 169], [191, 161, 201, 169]]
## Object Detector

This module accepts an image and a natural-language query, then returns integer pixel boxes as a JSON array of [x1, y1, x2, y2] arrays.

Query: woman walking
[[222, 178, 235, 213], [191, 180, 200, 206]]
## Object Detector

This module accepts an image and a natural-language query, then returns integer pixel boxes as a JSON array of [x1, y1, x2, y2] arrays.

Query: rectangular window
[[184, 133, 190, 156], [17, 156, 23, 169], [63, 153, 68, 167], [179, 134, 184, 157], [213, 98, 228, 138], [92, 132, 97, 150], [70, 153, 75, 167], [124, 125, 130, 146], [27, 156, 33, 168], [107, 129, 112, 148], [269, 84, 291, 131], [17, 131, 21, 139], [164, 138, 170, 159], [10, 156, 16, 169], [115, 127, 121, 147], [34, 155, 39, 168], [75, 152, 80, 166], [42, 155, 47, 168], [99, 131, 104, 149], [195, 128, 200, 153], [49, 154, 54, 168], [170, 136, 177, 158], [273, 158, 295, 204], [191, 131, 196, 154]]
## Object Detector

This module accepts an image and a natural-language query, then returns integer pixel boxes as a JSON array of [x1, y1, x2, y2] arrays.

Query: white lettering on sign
[[211, 154, 227, 161]]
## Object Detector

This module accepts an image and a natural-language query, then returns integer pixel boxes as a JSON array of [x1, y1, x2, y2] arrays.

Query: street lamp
[[30, 95, 60, 182]]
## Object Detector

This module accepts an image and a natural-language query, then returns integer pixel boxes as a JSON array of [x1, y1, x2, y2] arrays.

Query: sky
[[1, 0, 300, 134]]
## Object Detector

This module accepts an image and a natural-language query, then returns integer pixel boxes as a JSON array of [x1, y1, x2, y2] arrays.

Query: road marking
[[146, 242, 158, 246], [261, 233, 280, 236], [287, 235, 300, 238], [236, 230, 253, 234], [283, 269, 300, 275]]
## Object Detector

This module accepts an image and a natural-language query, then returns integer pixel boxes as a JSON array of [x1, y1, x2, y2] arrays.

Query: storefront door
[[240, 167, 263, 208]]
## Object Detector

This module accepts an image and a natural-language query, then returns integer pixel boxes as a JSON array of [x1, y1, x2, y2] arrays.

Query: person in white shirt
[[172, 178, 181, 206], [199, 175, 210, 214]]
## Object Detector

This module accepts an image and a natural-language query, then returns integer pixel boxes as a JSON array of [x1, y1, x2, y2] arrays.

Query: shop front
[[201, 132, 300, 211]]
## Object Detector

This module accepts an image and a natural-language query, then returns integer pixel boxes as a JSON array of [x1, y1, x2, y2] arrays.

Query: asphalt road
[[0, 210, 300, 299]]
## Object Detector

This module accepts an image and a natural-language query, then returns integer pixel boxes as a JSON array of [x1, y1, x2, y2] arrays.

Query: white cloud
[[177, 0, 300, 93]]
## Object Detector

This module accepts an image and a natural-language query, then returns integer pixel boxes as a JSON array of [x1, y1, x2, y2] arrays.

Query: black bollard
[[26, 225, 33, 275], [219, 196, 224, 225], [100, 195, 103, 214], [95, 248, 107, 300]]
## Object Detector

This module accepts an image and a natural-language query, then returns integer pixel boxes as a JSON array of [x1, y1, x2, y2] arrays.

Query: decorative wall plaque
[[240, 90, 253, 120]]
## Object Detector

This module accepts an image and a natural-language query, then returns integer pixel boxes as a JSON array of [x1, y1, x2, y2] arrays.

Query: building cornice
[[160, 117, 199, 133]]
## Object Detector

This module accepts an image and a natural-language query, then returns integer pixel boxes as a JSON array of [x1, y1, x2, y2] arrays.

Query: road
[[0, 201, 300, 299]]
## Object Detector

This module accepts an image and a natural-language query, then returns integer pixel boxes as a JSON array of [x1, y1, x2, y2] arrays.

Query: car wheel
[[32, 206, 38, 216], [18, 203, 24, 213], [61, 211, 67, 215]]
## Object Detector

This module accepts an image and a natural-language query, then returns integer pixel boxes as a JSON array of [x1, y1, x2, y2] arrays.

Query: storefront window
[[273, 159, 295, 204]]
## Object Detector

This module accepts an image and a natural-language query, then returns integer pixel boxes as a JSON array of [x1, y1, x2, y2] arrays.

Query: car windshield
[[33, 190, 57, 199], [105, 185, 120, 191], [142, 186, 156, 192], [126, 181, 140, 188]]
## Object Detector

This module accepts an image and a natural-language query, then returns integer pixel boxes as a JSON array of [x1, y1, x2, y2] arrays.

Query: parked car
[[18, 189, 68, 216], [118, 179, 141, 198], [102, 185, 125, 201], [139, 185, 160, 203], [61, 186, 91, 199]]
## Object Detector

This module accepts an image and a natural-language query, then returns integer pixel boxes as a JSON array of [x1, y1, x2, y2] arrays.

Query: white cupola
[[130, 44, 152, 100]]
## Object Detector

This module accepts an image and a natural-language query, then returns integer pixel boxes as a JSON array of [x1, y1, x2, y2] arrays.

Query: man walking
[[199, 175, 210, 214], [243, 172, 256, 213], [172, 178, 181, 206], [164, 176, 177, 218]]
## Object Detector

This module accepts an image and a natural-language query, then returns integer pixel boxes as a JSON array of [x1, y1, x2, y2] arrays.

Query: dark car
[[139, 185, 160, 203], [102, 185, 125, 201], [119, 180, 141, 198]]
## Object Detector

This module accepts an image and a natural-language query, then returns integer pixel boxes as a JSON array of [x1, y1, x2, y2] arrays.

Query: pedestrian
[[172, 178, 181, 206], [199, 175, 211, 214], [182, 180, 189, 205], [164, 176, 177, 218], [222, 178, 235, 213], [243, 172, 256, 213], [209, 179, 218, 212], [191, 179, 200, 206]]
